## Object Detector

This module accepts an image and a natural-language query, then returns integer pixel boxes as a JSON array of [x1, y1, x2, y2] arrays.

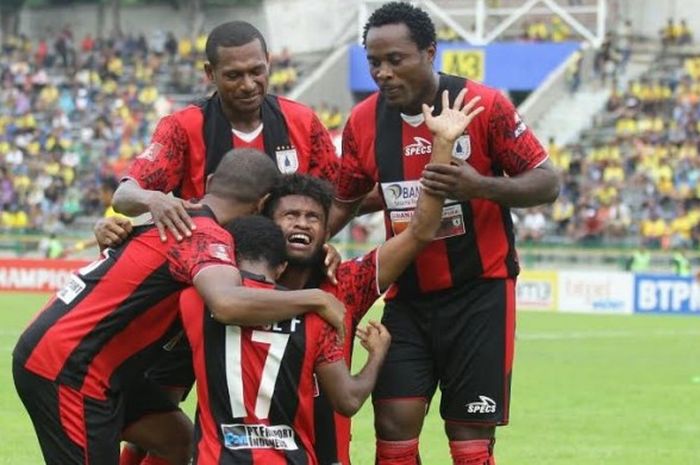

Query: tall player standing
[[329, 3, 560, 464]]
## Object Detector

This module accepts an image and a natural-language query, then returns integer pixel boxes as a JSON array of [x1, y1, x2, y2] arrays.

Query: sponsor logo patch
[[209, 243, 233, 263], [221, 423, 298, 450], [136, 143, 163, 161], [465, 395, 497, 414], [57, 274, 86, 304], [404, 137, 432, 156]]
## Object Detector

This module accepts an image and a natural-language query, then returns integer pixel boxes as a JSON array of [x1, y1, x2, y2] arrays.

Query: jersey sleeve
[[307, 114, 340, 183], [336, 249, 381, 327], [124, 115, 188, 193], [487, 92, 548, 177], [314, 321, 345, 367], [167, 223, 236, 284], [334, 116, 376, 202]]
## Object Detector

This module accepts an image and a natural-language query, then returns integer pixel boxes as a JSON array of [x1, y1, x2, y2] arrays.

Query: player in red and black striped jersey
[[181, 215, 391, 465], [110, 21, 338, 245], [328, 3, 560, 465], [12, 150, 346, 465]]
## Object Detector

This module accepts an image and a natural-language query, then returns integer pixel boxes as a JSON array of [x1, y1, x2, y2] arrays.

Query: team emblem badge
[[452, 135, 471, 160], [275, 146, 299, 173]]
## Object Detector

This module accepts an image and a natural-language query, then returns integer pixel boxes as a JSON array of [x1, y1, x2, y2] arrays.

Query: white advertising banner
[[557, 270, 634, 314]]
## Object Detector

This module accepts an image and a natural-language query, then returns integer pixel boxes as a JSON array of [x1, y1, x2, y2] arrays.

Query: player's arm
[[315, 321, 391, 417], [112, 116, 203, 241], [376, 89, 485, 291], [193, 265, 346, 341], [328, 116, 377, 236]]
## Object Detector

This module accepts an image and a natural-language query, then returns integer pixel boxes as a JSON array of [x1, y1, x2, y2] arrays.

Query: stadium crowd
[[0, 28, 307, 236], [517, 43, 700, 250]]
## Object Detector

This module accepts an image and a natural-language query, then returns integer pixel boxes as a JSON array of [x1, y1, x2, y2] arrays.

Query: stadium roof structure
[[358, 0, 609, 47]]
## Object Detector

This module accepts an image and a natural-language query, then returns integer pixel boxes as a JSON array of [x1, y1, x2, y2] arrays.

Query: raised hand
[[421, 88, 484, 142]]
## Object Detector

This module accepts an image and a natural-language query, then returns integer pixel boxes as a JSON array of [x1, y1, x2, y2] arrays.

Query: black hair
[[226, 215, 286, 268], [205, 21, 268, 66], [262, 174, 334, 221], [362, 1, 436, 49], [208, 148, 279, 203]]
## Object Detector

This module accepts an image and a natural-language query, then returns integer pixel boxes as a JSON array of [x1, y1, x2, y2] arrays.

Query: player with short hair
[[329, 2, 560, 464], [180, 214, 391, 464], [12, 149, 346, 465]]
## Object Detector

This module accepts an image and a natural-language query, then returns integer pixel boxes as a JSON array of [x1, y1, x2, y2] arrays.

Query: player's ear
[[205, 173, 213, 192], [274, 261, 288, 281], [204, 61, 214, 82], [255, 193, 271, 214]]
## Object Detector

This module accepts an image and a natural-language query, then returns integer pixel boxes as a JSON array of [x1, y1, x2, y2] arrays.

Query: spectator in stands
[[519, 206, 548, 242], [640, 208, 668, 249]]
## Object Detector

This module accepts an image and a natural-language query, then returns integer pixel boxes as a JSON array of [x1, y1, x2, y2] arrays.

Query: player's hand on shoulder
[[147, 191, 203, 242], [314, 290, 346, 343], [422, 88, 484, 142], [94, 216, 132, 250], [356, 320, 391, 357]]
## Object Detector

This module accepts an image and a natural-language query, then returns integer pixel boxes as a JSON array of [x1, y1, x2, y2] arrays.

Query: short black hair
[[362, 1, 436, 49], [262, 174, 334, 221], [208, 148, 279, 203], [227, 215, 286, 269], [206, 21, 268, 66]]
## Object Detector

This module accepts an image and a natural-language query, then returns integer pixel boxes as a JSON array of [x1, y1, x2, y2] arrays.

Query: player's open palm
[[422, 88, 484, 141], [356, 321, 391, 357]]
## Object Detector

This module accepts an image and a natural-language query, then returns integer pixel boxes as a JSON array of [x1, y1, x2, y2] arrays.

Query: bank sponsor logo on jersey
[[465, 395, 497, 414], [404, 137, 432, 156], [452, 135, 471, 160], [136, 142, 163, 162], [275, 146, 299, 173], [381, 181, 421, 209], [514, 113, 527, 139], [221, 423, 298, 450]]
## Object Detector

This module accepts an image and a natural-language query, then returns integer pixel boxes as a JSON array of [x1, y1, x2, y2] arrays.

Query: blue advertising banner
[[349, 41, 580, 92], [634, 274, 700, 315]]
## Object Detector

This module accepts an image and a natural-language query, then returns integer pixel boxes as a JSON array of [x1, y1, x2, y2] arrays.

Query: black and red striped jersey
[[335, 74, 548, 298], [311, 249, 381, 465], [125, 94, 338, 200], [180, 276, 345, 465], [12, 208, 236, 400]]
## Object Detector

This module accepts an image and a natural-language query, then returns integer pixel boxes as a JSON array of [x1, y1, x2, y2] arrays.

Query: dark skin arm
[[112, 179, 203, 242], [193, 265, 346, 342], [315, 321, 391, 417]]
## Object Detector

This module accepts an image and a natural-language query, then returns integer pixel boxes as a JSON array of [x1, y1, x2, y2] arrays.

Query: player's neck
[[278, 264, 315, 290], [201, 196, 253, 225], [223, 104, 263, 133], [239, 261, 277, 283]]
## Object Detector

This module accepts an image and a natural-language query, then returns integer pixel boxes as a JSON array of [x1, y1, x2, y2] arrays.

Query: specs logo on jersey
[[466, 395, 497, 414], [275, 146, 299, 174], [514, 113, 527, 139], [382, 181, 421, 209], [452, 135, 471, 160], [404, 137, 432, 156]]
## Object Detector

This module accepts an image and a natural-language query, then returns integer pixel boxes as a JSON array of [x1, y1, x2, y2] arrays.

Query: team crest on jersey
[[275, 146, 299, 173], [452, 135, 471, 160], [209, 243, 233, 263], [136, 142, 163, 161]]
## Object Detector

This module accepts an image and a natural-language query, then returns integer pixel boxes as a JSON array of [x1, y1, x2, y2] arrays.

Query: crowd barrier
[[2, 259, 698, 316]]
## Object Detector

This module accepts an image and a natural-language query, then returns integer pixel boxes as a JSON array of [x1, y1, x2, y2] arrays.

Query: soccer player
[[12, 149, 346, 465], [329, 3, 560, 464], [110, 20, 339, 245], [180, 214, 392, 465]]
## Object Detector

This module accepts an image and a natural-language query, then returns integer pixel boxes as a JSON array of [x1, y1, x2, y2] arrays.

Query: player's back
[[181, 276, 341, 465]]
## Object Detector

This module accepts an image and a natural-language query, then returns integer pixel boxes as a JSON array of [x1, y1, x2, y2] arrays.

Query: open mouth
[[287, 233, 312, 246]]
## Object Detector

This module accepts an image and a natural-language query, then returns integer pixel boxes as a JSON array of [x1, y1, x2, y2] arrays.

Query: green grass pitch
[[2, 292, 700, 464]]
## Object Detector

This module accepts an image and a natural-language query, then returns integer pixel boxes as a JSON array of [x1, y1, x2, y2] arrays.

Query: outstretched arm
[[193, 265, 346, 341], [315, 321, 391, 417], [376, 89, 484, 291]]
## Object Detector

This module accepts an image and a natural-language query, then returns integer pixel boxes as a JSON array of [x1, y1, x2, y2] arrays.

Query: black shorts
[[123, 376, 181, 429], [13, 359, 123, 465], [372, 278, 516, 425], [144, 331, 195, 400]]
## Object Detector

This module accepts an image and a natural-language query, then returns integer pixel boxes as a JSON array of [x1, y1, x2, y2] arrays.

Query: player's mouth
[[287, 232, 313, 251], [381, 85, 403, 99], [237, 94, 261, 104]]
